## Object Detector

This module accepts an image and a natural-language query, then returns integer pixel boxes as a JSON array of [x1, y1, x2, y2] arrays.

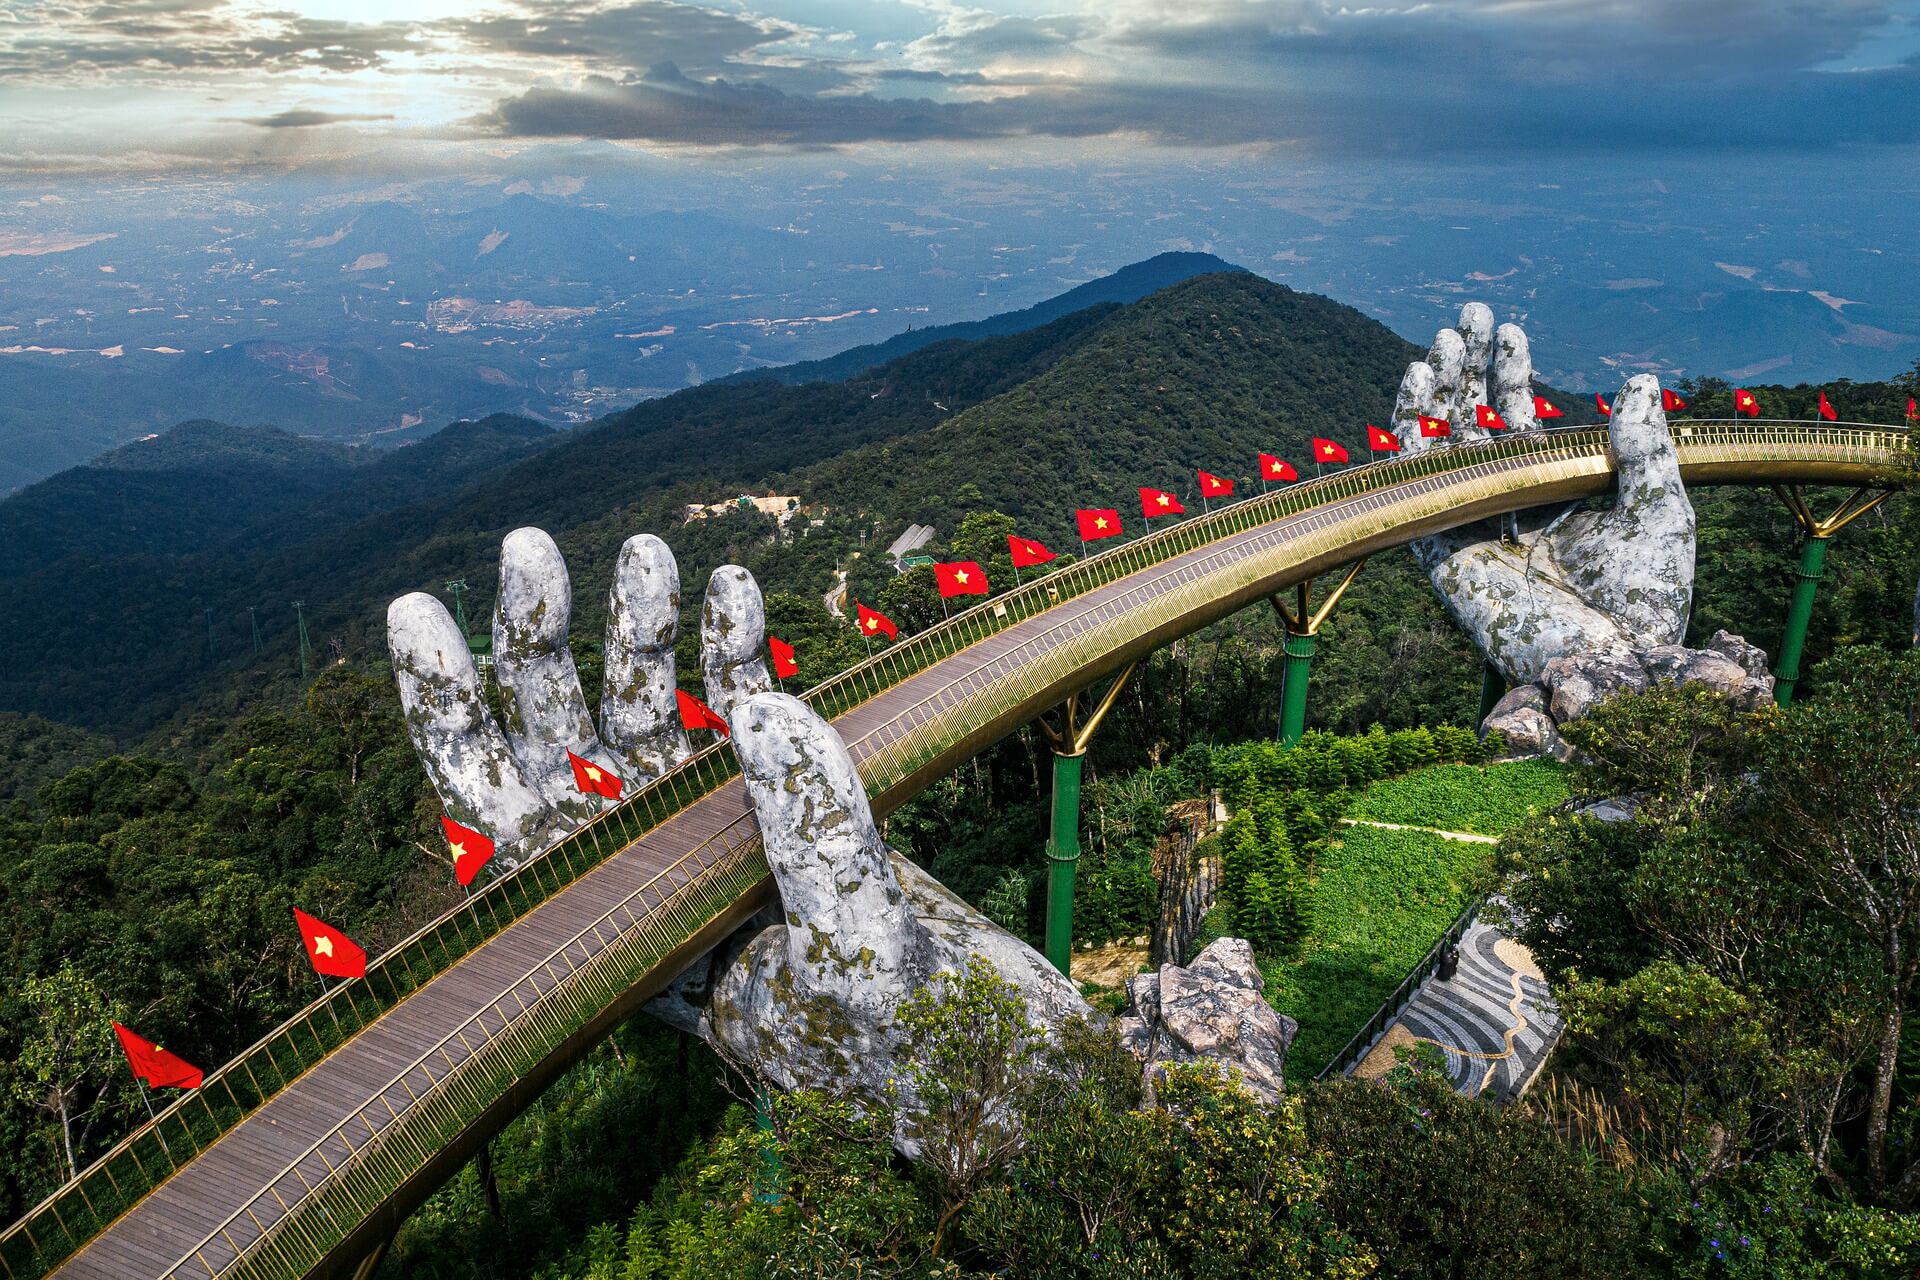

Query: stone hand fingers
[[600, 534, 692, 783], [701, 566, 773, 720], [726, 692, 922, 1017], [493, 527, 624, 816], [387, 592, 555, 857]]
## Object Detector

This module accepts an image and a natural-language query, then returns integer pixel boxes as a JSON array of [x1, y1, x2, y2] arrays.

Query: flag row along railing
[[8, 418, 1916, 1280]]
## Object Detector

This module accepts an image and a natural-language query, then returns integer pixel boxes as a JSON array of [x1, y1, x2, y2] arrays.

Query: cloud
[[240, 110, 398, 129]]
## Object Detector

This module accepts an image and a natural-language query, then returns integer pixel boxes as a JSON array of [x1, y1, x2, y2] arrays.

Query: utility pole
[[292, 601, 313, 679], [248, 606, 263, 653], [446, 579, 472, 636]]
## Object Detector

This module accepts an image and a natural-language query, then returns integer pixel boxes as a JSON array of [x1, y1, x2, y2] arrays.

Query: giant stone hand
[[389, 531, 1294, 1147], [1395, 305, 1771, 747]]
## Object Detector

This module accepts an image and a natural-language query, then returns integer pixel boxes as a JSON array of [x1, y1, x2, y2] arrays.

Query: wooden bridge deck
[[32, 421, 1911, 1280]]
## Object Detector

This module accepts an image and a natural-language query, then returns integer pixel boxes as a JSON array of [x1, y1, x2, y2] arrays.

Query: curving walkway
[[1352, 911, 1560, 1102]]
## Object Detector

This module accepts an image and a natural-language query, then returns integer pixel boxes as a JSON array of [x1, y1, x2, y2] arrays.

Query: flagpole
[[1012, 563, 1023, 588], [940, 596, 950, 622], [137, 1081, 173, 1160], [861, 632, 873, 660]]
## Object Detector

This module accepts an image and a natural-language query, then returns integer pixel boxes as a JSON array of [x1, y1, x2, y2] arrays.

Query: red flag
[[1818, 391, 1837, 422], [1594, 393, 1612, 417], [1259, 453, 1298, 483], [676, 689, 729, 737], [934, 560, 989, 598], [1008, 534, 1056, 568], [1139, 487, 1185, 518], [768, 636, 798, 679], [293, 907, 367, 980], [1418, 415, 1452, 438], [1734, 388, 1760, 418], [856, 601, 898, 640], [441, 816, 495, 888], [1662, 388, 1688, 412], [1908, 397, 1917, 423], [1475, 405, 1508, 431], [568, 749, 624, 799], [1534, 395, 1564, 420], [1197, 470, 1234, 498], [114, 1022, 202, 1091], [1367, 424, 1402, 453], [1076, 509, 1123, 541], [1311, 437, 1349, 464]]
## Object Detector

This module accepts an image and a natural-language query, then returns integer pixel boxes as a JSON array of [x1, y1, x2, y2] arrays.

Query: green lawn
[[1263, 760, 1564, 1075], [1344, 758, 1568, 836]]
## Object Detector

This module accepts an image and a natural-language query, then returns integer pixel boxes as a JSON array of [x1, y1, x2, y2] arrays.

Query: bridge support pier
[[1770, 486, 1892, 706], [1270, 559, 1366, 746], [1035, 663, 1136, 977], [1476, 661, 1506, 731]]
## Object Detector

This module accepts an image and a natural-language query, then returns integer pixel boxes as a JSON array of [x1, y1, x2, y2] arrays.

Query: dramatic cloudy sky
[[3, 0, 1918, 165]]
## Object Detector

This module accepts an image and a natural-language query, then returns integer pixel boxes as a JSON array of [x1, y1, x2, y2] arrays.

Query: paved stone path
[[1351, 908, 1561, 1103]]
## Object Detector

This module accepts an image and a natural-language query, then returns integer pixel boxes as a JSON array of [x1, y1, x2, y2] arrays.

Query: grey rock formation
[[1481, 685, 1565, 760], [391, 530, 1298, 1153], [1542, 650, 1651, 724], [700, 565, 774, 720], [1116, 939, 1297, 1104]]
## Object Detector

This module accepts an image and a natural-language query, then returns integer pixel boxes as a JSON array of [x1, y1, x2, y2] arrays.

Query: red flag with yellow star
[[1076, 508, 1123, 541], [856, 601, 898, 640], [1008, 534, 1055, 568], [1595, 393, 1612, 418], [1419, 415, 1452, 438], [440, 816, 496, 888], [1734, 388, 1760, 417], [1198, 470, 1233, 498], [113, 1023, 202, 1091], [1139, 487, 1185, 518], [768, 636, 798, 679], [934, 560, 989, 598], [1818, 391, 1837, 422], [568, 749, 624, 799], [1534, 395, 1564, 420], [1367, 424, 1402, 453], [677, 690, 729, 737], [293, 907, 367, 980], [1259, 453, 1298, 483], [1311, 437, 1349, 464], [1662, 388, 1688, 412], [1475, 405, 1508, 431]]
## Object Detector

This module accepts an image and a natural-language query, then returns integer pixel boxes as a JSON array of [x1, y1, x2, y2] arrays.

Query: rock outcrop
[[1116, 938, 1297, 1104]]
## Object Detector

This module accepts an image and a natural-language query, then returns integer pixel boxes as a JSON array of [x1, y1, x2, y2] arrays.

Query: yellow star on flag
[[313, 935, 333, 957], [1094, 516, 1109, 529], [585, 765, 602, 782], [867, 617, 878, 631], [1155, 494, 1169, 507], [1320, 444, 1335, 457], [1267, 461, 1280, 474], [449, 839, 466, 861], [955, 569, 969, 583]]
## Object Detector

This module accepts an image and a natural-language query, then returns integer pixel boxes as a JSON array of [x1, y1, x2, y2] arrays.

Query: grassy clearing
[[1344, 759, 1568, 836]]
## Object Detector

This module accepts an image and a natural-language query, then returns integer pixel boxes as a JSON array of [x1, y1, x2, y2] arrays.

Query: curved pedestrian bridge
[[4, 420, 1911, 1280]]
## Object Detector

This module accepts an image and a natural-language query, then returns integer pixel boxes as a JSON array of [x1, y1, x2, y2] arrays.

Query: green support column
[[1270, 558, 1367, 748], [1036, 663, 1136, 979], [1043, 749, 1085, 975], [753, 1085, 783, 1204], [1772, 533, 1829, 707], [1277, 631, 1318, 747], [1477, 661, 1507, 729], [1767, 486, 1892, 708]]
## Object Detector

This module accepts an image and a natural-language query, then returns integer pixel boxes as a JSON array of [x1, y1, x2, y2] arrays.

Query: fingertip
[[388, 592, 466, 665]]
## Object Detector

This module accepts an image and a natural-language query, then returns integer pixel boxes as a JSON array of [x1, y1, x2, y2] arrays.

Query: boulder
[[1483, 705, 1565, 759], [1115, 938, 1297, 1103], [1706, 630, 1769, 677], [1542, 650, 1650, 723]]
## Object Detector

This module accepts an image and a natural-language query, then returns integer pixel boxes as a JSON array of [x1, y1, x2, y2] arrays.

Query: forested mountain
[[719, 251, 1242, 386]]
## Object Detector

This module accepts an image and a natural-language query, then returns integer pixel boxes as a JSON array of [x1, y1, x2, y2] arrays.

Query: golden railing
[[3, 419, 1910, 1280]]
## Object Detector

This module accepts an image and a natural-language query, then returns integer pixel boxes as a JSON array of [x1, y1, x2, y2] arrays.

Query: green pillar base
[[753, 1085, 782, 1204], [1044, 750, 1085, 976], [1278, 630, 1318, 746], [1773, 534, 1829, 707], [1476, 661, 1506, 730]]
